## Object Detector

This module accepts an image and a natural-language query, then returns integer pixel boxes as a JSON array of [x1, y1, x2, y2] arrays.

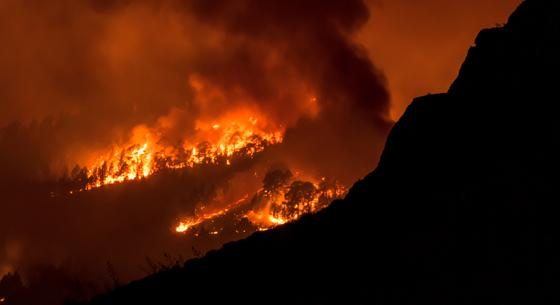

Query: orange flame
[[245, 177, 346, 230], [175, 195, 250, 233], [69, 109, 344, 238], [80, 115, 283, 191], [174, 177, 346, 235]]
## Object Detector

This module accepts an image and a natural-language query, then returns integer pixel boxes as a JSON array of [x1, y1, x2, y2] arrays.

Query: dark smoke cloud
[[183, 0, 389, 123], [0, 0, 390, 177], [0, 0, 390, 301], [177, 0, 392, 183]]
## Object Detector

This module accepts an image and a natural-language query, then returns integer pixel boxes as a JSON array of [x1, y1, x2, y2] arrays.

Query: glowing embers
[[175, 195, 250, 233], [175, 169, 346, 235], [77, 117, 283, 191], [246, 171, 346, 230]]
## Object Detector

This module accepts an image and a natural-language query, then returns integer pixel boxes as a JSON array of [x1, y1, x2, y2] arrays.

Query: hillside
[[85, 1, 560, 304]]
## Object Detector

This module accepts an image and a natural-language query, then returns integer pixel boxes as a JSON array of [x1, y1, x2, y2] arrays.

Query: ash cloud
[[0, 0, 391, 301]]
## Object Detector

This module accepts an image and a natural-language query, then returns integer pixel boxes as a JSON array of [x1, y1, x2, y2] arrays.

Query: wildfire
[[174, 172, 346, 235], [175, 195, 250, 233], [75, 115, 283, 191], [245, 176, 347, 230], [64, 110, 345, 239]]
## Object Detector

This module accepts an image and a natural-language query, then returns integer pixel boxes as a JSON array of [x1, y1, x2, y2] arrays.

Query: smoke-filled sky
[[361, 0, 521, 119], [0, 0, 390, 287], [0, 0, 394, 184], [0, 0, 523, 128], [0, 0, 522, 300]]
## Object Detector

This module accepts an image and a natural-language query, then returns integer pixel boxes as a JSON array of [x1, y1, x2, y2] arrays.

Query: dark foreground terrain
[[84, 1, 560, 304]]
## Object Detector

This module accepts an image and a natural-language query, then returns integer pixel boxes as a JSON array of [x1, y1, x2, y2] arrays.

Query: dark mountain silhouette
[[81, 1, 560, 304]]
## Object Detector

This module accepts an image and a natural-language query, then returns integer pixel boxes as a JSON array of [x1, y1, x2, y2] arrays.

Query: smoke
[[0, 0, 390, 302], [359, 0, 521, 119], [0, 0, 390, 177]]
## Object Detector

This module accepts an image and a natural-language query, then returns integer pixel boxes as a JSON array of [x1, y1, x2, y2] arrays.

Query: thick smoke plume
[[0, 0, 390, 302]]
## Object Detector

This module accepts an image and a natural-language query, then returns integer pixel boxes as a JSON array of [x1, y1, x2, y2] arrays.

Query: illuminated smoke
[[0, 0, 390, 299]]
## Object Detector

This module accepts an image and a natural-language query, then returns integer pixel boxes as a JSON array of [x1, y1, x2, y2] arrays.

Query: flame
[[78, 114, 283, 191], [175, 222, 191, 233], [66, 109, 344, 238], [175, 195, 250, 233], [245, 177, 346, 230], [175, 177, 346, 235]]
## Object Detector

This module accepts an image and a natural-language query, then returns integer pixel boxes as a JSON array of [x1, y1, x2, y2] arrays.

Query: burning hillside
[[73, 114, 283, 191], [175, 169, 346, 236], [0, 0, 393, 304], [59, 106, 347, 237]]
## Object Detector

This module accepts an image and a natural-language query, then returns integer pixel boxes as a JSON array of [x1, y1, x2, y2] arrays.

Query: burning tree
[[262, 168, 293, 191], [272, 181, 318, 219]]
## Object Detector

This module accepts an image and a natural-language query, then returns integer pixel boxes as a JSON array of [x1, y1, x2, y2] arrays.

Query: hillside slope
[[86, 1, 560, 304]]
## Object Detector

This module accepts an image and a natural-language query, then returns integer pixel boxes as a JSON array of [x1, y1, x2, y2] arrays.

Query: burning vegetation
[[175, 168, 346, 236], [245, 169, 346, 229], [0, 0, 393, 303], [58, 112, 345, 238], [62, 115, 283, 192], [65, 120, 346, 237]]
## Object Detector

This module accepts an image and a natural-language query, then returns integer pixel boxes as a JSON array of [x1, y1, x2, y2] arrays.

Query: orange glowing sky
[[360, 0, 522, 120]]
